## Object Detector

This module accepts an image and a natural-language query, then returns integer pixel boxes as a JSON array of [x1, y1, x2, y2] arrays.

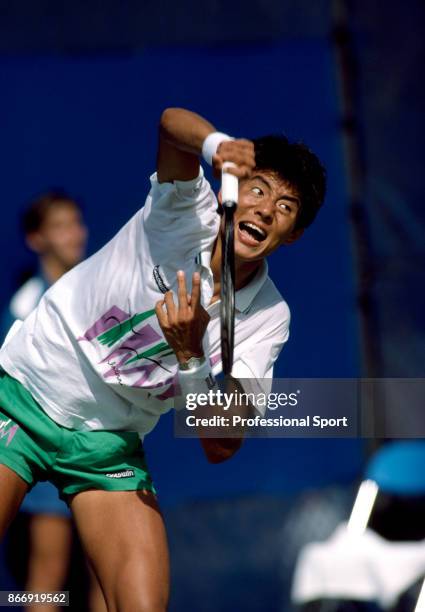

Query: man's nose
[[254, 199, 274, 222]]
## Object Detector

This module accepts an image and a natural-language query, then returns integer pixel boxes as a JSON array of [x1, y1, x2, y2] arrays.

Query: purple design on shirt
[[210, 354, 221, 366], [156, 373, 181, 401], [131, 363, 159, 387], [136, 373, 180, 401], [104, 362, 157, 380], [78, 306, 130, 341], [136, 373, 176, 391], [100, 325, 161, 365], [157, 378, 181, 401], [0, 423, 19, 447]]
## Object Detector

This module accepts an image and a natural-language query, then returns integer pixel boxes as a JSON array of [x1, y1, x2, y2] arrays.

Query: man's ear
[[282, 227, 304, 245], [25, 232, 46, 254]]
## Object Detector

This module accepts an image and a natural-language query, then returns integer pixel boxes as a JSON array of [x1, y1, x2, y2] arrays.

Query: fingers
[[155, 271, 201, 329], [219, 139, 255, 165], [155, 298, 167, 326], [155, 271, 209, 361], [191, 272, 201, 311], [155, 290, 176, 328], [177, 270, 188, 311], [213, 139, 256, 179], [213, 158, 253, 180], [176, 270, 201, 312], [164, 290, 177, 323]]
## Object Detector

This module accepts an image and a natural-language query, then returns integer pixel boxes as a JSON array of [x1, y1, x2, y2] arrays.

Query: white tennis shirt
[[0, 170, 290, 436]]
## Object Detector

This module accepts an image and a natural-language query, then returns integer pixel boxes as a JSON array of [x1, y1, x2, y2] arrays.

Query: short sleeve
[[141, 168, 220, 261]]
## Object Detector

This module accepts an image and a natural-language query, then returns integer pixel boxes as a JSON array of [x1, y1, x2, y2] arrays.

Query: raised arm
[[156, 107, 255, 183]]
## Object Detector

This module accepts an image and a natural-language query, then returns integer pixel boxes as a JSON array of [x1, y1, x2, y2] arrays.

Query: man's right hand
[[212, 139, 256, 180], [157, 108, 257, 184]]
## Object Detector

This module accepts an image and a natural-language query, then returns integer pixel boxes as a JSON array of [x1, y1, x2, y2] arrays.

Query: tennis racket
[[220, 162, 238, 376]]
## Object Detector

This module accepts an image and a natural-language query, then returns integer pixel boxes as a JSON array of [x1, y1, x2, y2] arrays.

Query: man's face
[[227, 171, 303, 262], [28, 202, 87, 269]]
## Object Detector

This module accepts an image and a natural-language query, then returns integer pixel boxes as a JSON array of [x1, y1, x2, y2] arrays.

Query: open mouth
[[238, 221, 267, 245]]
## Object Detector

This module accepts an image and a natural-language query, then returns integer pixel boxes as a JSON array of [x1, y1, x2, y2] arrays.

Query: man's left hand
[[155, 271, 210, 364]]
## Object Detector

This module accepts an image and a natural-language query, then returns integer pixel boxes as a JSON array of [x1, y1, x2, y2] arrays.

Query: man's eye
[[251, 186, 263, 195], [279, 202, 292, 213]]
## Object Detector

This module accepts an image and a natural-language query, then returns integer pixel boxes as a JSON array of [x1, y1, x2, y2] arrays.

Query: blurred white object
[[347, 479, 379, 536], [9, 277, 45, 320], [292, 521, 425, 609], [415, 578, 425, 611]]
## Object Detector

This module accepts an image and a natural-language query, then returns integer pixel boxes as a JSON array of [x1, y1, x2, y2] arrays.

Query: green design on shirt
[[98, 309, 157, 347], [125, 342, 174, 365]]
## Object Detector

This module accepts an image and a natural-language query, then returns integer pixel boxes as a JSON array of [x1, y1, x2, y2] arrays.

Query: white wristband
[[201, 132, 234, 166], [178, 359, 217, 401]]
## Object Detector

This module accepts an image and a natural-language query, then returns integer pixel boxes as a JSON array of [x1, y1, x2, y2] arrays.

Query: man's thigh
[[70, 489, 169, 612], [0, 464, 29, 539]]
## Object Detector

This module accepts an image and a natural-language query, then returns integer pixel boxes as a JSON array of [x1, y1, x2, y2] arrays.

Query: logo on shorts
[[105, 469, 135, 479], [0, 419, 19, 447]]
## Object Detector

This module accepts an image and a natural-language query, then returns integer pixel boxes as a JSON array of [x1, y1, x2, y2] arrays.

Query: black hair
[[21, 190, 82, 235], [253, 135, 327, 229]]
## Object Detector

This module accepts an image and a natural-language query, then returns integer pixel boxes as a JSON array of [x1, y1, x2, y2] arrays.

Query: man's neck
[[40, 256, 69, 285], [210, 235, 262, 300]]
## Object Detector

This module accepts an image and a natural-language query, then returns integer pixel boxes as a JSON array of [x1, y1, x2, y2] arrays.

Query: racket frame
[[220, 163, 238, 376]]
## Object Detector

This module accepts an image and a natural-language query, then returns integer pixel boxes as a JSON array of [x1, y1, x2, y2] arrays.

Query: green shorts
[[0, 369, 155, 503]]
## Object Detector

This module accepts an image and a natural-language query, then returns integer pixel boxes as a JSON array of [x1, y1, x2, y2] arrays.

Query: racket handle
[[222, 162, 238, 206]]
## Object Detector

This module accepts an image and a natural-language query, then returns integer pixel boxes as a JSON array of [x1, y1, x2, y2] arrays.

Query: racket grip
[[222, 162, 238, 205]]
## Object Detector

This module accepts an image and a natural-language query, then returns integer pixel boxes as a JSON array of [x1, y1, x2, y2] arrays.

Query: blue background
[[1, 3, 424, 609], [0, 42, 363, 508]]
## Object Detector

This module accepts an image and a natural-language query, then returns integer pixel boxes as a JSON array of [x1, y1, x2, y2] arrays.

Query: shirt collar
[[198, 249, 268, 314], [234, 259, 268, 313]]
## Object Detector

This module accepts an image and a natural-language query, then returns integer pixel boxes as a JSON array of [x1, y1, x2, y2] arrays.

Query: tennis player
[[0, 108, 326, 611]]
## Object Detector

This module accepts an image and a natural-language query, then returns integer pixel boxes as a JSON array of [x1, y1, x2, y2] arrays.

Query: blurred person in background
[[1, 192, 105, 612], [2, 191, 87, 335]]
